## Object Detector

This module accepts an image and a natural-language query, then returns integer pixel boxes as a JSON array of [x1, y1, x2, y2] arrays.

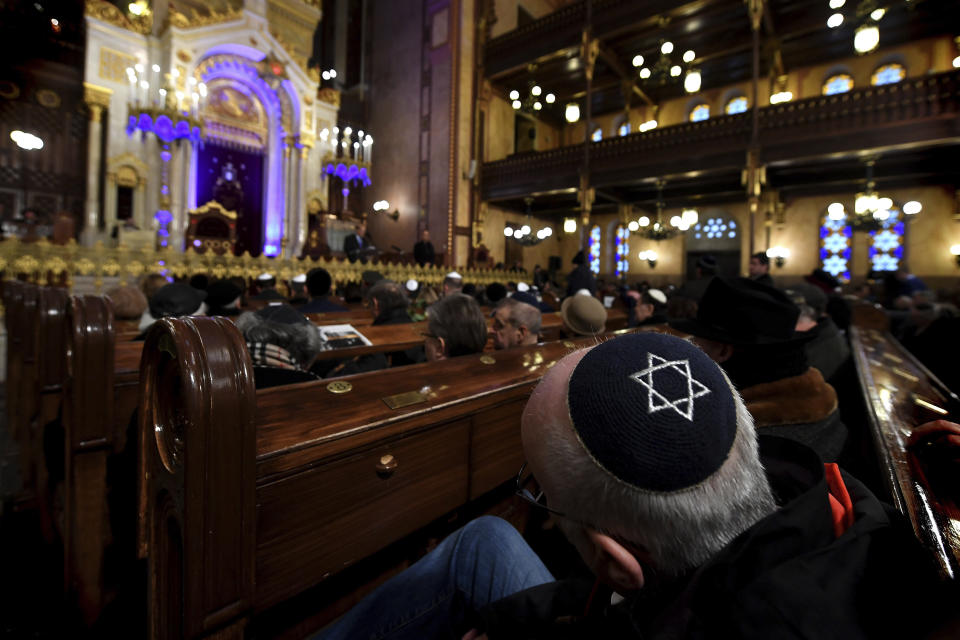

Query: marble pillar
[[83, 105, 103, 246], [169, 140, 184, 250]]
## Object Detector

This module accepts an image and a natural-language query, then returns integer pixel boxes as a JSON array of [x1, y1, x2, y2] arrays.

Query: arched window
[[823, 74, 854, 95], [588, 225, 601, 274], [868, 206, 905, 272], [820, 212, 852, 281], [725, 96, 748, 114], [591, 127, 603, 142], [872, 63, 905, 86], [617, 122, 631, 136], [615, 224, 630, 278], [689, 104, 710, 122]]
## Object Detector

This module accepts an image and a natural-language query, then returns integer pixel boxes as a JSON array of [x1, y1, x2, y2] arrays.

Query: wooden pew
[[139, 317, 609, 639], [850, 326, 960, 579]]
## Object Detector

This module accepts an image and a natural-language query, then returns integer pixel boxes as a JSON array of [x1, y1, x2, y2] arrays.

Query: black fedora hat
[[671, 277, 811, 345]]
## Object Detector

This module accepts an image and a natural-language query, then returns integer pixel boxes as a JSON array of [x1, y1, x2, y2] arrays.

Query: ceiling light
[[827, 13, 843, 28], [632, 54, 644, 67], [870, 8, 885, 20], [638, 119, 658, 132], [770, 91, 793, 104], [854, 24, 879, 53], [628, 220, 639, 232], [512, 100, 521, 109], [682, 50, 695, 63], [531, 85, 542, 96], [661, 41, 674, 55], [564, 103, 580, 123], [563, 218, 577, 233], [509, 90, 519, 100], [829, 0, 845, 8], [513, 229, 523, 238], [903, 200, 922, 215], [151, 63, 160, 73], [533, 101, 542, 110], [638, 216, 650, 227], [828, 202, 846, 220], [951, 244, 960, 256], [639, 68, 651, 79], [670, 65, 681, 77], [10, 130, 43, 150], [504, 227, 514, 237], [682, 208, 698, 225], [344, 126, 352, 135], [877, 197, 893, 210], [953, 55, 960, 68], [684, 70, 701, 93], [545, 93, 555, 103], [128, 1, 146, 15]]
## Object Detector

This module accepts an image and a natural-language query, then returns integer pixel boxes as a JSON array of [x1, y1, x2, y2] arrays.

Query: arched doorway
[[685, 211, 741, 279]]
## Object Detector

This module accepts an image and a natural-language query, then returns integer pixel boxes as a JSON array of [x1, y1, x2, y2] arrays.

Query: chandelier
[[509, 81, 557, 114], [125, 63, 206, 247], [631, 181, 698, 241], [320, 125, 373, 198], [632, 40, 701, 93], [504, 198, 553, 246], [827, 160, 922, 232]]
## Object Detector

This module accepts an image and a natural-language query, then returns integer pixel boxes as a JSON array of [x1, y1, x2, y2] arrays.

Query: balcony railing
[[481, 70, 960, 201]]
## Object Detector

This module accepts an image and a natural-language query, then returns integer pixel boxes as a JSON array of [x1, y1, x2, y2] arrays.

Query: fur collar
[[739, 367, 838, 427]]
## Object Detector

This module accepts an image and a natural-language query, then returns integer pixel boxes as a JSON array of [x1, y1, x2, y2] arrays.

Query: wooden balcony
[[481, 70, 960, 208]]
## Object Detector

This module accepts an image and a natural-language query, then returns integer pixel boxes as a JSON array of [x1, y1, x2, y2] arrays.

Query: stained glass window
[[823, 74, 854, 95], [615, 225, 630, 278], [591, 128, 603, 142], [725, 96, 748, 114], [690, 104, 710, 122], [868, 207, 904, 272], [618, 122, 631, 136], [588, 225, 601, 274], [820, 212, 852, 281], [693, 217, 737, 240], [872, 63, 905, 86]]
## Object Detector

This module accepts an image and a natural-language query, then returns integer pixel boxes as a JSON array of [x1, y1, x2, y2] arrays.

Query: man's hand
[[908, 420, 960, 468], [462, 629, 487, 640]]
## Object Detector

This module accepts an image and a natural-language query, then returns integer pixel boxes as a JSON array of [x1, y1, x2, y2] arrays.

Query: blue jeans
[[315, 516, 555, 640]]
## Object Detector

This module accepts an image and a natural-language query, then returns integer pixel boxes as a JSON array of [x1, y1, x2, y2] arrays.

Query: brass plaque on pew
[[383, 390, 429, 409]]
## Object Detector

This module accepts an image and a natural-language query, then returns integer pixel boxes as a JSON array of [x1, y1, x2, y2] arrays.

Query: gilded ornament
[[480, 355, 496, 365], [317, 87, 341, 107], [0, 81, 20, 100]]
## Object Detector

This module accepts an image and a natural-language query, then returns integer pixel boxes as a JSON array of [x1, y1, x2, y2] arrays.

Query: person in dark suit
[[414, 229, 436, 266], [299, 268, 348, 313], [565, 250, 597, 298], [343, 221, 367, 262], [251, 273, 285, 301], [749, 252, 774, 287]]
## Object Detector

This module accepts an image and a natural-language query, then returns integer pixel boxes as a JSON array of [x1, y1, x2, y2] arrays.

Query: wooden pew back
[[140, 317, 605, 639]]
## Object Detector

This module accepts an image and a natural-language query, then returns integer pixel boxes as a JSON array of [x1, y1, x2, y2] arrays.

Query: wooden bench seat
[[139, 317, 622, 639], [850, 326, 960, 579]]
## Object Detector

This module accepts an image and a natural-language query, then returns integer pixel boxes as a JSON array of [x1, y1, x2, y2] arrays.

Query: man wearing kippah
[[316, 332, 947, 639]]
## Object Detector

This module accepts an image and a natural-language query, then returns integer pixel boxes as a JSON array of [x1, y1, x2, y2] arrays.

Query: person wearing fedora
[[561, 292, 607, 337], [671, 276, 847, 462], [314, 333, 949, 640], [678, 254, 717, 302]]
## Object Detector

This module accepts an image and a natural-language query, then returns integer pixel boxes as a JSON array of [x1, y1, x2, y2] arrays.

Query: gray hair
[[538, 375, 776, 577], [235, 311, 322, 370], [497, 297, 542, 335]]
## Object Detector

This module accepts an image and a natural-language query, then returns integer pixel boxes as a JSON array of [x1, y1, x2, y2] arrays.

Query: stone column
[[168, 141, 185, 250], [293, 144, 310, 256], [82, 83, 113, 246], [282, 135, 297, 258], [104, 172, 118, 244], [134, 177, 147, 229]]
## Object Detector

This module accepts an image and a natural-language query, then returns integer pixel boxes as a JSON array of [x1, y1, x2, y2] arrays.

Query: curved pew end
[[62, 294, 116, 626], [140, 316, 256, 640]]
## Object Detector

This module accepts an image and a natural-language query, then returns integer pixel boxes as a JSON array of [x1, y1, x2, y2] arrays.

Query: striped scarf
[[247, 342, 300, 370]]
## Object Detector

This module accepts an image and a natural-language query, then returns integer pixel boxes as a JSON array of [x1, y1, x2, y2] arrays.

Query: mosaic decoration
[[868, 207, 904, 272], [820, 214, 852, 280], [589, 225, 601, 274], [872, 63, 906, 86], [615, 225, 630, 278]]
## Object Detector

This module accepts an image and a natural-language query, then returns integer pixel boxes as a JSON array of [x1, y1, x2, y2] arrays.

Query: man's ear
[[715, 342, 735, 364], [437, 336, 448, 360], [586, 529, 645, 592]]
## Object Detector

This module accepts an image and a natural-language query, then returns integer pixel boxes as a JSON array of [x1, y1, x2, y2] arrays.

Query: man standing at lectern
[[343, 221, 367, 262], [414, 228, 435, 266]]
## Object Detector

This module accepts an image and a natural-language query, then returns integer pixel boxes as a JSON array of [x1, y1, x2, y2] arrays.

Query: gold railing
[[0, 239, 513, 291]]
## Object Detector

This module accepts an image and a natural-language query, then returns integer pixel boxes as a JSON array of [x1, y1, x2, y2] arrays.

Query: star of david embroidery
[[629, 353, 711, 421]]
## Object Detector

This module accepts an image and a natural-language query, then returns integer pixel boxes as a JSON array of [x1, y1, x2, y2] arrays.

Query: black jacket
[[343, 233, 365, 262], [414, 240, 435, 266], [299, 296, 348, 313], [477, 437, 947, 639], [565, 264, 597, 298]]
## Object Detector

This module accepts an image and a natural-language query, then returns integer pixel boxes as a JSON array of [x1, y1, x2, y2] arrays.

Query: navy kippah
[[567, 333, 737, 492]]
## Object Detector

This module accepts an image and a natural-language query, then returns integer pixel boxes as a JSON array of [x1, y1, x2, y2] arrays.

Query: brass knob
[[375, 454, 398, 478]]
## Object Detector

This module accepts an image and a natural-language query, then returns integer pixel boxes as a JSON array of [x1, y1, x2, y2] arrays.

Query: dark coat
[[251, 287, 285, 301], [299, 296, 348, 313], [752, 272, 775, 287], [343, 233, 365, 262], [805, 317, 850, 382], [677, 276, 714, 303], [414, 240, 435, 266], [477, 437, 947, 639], [565, 264, 597, 298]]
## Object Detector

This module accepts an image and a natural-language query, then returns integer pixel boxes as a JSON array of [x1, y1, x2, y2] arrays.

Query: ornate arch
[[194, 54, 298, 135], [107, 152, 149, 187]]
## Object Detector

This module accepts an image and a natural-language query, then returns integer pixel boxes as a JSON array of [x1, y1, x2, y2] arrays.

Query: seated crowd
[[102, 251, 959, 638]]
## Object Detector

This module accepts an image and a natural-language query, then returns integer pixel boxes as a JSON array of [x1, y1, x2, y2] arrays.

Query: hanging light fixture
[[509, 76, 557, 115], [505, 197, 553, 246], [828, 0, 894, 55], [635, 180, 692, 241], [564, 102, 580, 123], [633, 39, 701, 94]]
